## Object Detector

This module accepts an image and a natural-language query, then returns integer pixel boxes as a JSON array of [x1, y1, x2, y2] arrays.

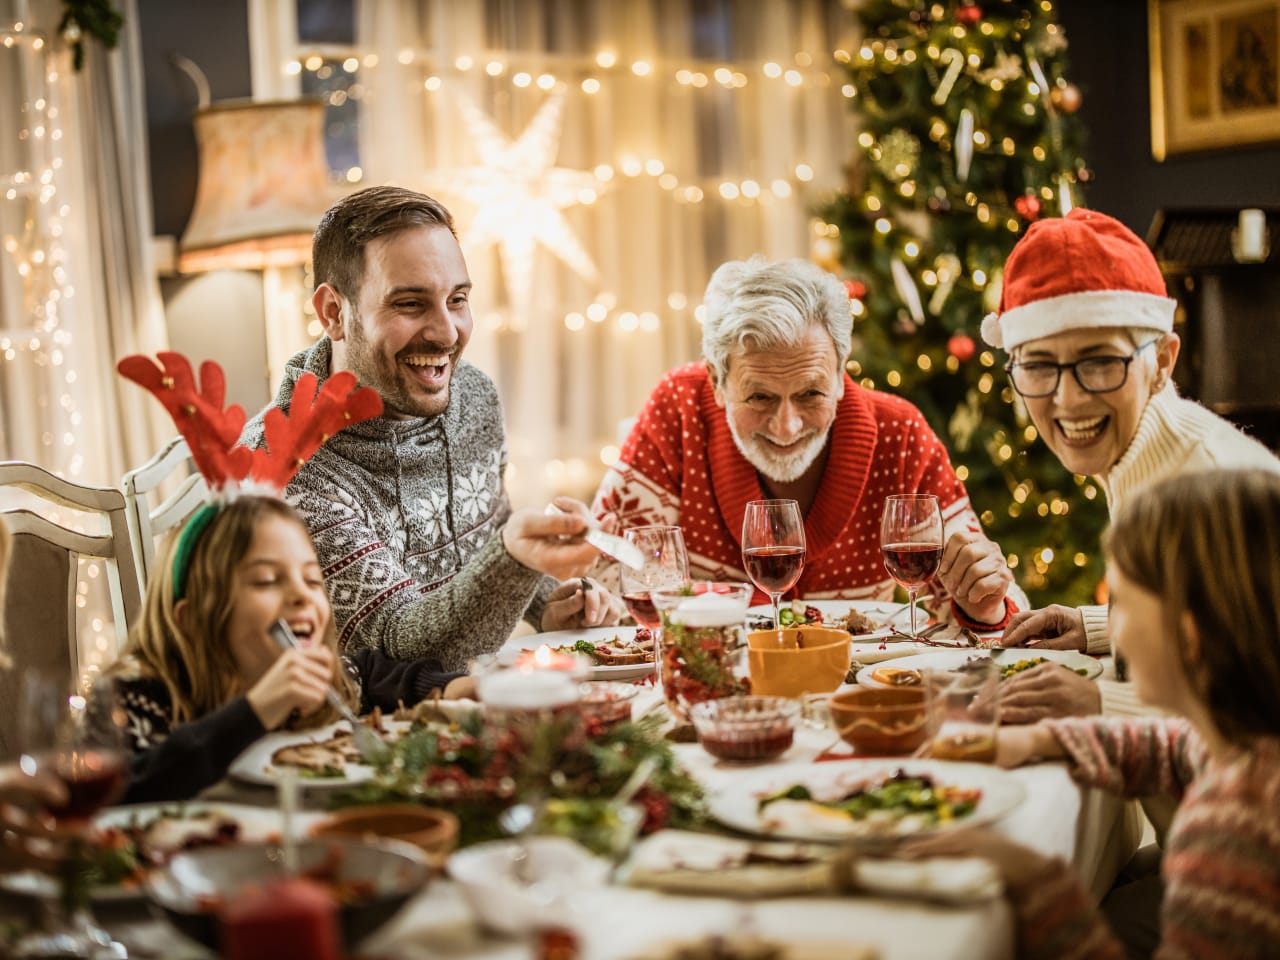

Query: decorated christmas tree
[[822, 0, 1107, 606]]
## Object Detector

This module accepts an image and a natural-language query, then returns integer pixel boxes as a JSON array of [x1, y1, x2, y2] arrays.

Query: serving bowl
[[746, 626, 852, 697], [309, 804, 458, 866], [145, 837, 430, 950], [828, 687, 929, 755], [689, 695, 800, 763]]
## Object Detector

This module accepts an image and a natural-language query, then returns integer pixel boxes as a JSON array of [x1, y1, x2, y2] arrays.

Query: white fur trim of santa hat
[[981, 208, 1177, 351]]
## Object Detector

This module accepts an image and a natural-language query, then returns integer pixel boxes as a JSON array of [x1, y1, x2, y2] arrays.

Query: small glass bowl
[[689, 695, 800, 763], [578, 681, 640, 730]]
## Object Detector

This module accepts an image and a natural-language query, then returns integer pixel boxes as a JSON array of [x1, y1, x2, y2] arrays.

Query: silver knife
[[544, 504, 645, 570]]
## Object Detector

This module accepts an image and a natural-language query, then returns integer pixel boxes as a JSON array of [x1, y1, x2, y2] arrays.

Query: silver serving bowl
[[144, 837, 430, 950]]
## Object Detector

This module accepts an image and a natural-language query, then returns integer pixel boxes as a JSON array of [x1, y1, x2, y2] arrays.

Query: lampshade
[[178, 99, 334, 273]]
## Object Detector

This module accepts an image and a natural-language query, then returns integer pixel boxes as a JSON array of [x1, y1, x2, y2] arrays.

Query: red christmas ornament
[[1015, 194, 1043, 222], [844, 279, 867, 299], [955, 3, 982, 25], [948, 334, 976, 362]]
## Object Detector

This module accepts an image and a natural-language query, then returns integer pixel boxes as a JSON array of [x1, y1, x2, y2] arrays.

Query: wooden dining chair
[[0, 461, 144, 757], [121, 436, 209, 594]]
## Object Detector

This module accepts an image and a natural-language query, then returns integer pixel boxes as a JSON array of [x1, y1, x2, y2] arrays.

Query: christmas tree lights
[[825, 0, 1106, 606]]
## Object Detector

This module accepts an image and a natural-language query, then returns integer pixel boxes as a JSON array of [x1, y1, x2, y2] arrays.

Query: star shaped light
[[428, 90, 601, 310]]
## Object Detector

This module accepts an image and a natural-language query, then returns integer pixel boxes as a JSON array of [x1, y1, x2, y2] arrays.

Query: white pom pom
[[980, 312, 1004, 348]]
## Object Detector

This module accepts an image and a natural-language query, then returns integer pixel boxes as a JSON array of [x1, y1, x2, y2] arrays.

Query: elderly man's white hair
[[701, 257, 852, 382]]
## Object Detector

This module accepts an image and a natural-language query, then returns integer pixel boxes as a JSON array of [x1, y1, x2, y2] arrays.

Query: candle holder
[[650, 582, 753, 722]]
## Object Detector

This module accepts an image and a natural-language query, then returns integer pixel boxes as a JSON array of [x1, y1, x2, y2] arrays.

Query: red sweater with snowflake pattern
[[592, 362, 1020, 621]]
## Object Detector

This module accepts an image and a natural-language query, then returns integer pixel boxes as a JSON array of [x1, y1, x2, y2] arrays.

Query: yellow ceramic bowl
[[747, 627, 851, 698]]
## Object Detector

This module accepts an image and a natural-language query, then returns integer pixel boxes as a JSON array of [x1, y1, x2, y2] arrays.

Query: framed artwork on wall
[[1149, 0, 1280, 159]]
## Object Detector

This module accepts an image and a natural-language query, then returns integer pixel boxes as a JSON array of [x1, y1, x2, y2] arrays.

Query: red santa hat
[[981, 208, 1176, 351]]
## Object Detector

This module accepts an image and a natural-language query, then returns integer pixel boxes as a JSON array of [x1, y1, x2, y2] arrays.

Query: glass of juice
[[924, 659, 999, 762]]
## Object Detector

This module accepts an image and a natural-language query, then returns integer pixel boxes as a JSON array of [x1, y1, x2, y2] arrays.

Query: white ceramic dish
[[854, 648, 1104, 689], [228, 721, 380, 787], [0, 801, 320, 903], [747, 599, 959, 664], [502, 626, 655, 682], [709, 758, 1025, 845]]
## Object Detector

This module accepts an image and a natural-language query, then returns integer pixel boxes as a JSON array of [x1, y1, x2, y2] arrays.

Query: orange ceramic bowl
[[746, 627, 851, 698], [310, 804, 459, 866], [828, 687, 929, 756]]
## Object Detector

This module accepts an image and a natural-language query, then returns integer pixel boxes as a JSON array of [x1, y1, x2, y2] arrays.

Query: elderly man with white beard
[[592, 256, 1024, 629]]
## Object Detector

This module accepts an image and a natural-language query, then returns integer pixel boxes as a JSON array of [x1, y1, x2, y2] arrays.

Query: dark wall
[[1058, 0, 1280, 238], [138, 0, 252, 239]]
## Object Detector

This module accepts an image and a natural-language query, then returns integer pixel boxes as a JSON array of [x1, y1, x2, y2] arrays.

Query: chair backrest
[[121, 436, 210, 594], [0, 461, 143, 757]]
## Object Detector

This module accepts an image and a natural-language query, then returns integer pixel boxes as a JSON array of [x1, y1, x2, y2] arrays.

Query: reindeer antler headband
[[118, 352, 382, 598]]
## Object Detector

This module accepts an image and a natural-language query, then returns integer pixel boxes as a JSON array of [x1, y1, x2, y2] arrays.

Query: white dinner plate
[[227, 721, 380, 788], [501, 626, 655, 682], [747, 600, 952, 664], [0, 801, 320, 903], [708, 758, 1026, 845], [855, 648, 1104, 689]]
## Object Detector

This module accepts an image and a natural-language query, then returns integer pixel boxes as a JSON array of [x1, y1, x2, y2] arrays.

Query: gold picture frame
[[1149, 0, 1280, 159]]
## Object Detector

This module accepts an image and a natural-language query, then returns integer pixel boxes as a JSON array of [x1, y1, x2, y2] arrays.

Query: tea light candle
[[219, 877, 340, 960], [1238, 208, 1268, 262], [526, 643, 580, 671], [671, 591, 747, 627], [478, 667, 579, 710]]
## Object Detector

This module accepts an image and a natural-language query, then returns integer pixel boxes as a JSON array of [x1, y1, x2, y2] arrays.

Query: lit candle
[[219, 877, 340, 960], [477, 667, 579, 710], [524, 643, 580, 671]]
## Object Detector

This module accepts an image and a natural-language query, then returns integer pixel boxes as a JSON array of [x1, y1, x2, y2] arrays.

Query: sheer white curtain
[[261, 0, 855, 507]]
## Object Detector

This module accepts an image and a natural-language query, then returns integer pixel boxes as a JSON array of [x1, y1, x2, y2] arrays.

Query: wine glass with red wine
[[741, 499, 807, 631], [880, 494, 944, 639], [13, 675, 128, 959], [619, 525, 690, 634]]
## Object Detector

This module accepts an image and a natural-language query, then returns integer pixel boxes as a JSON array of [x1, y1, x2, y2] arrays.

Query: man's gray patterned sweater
[[241, 338, 555, 671]]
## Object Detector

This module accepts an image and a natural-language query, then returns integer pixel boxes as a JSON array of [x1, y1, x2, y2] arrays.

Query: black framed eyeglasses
[[1004, 338, 1159, 398]]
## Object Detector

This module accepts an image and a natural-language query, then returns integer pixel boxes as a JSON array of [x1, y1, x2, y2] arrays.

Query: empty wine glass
[[619, 525, 689, 634], [741, 499, 806, 632], [12, 675, 128, 959], [880, 494, 944, 639]]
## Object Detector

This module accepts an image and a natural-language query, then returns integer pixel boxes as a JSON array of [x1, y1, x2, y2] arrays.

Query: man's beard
[[727, 418, 830, 483], [344, 309, 454, 419]]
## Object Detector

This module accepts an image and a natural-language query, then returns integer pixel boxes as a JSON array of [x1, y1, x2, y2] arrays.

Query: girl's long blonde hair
[[107, 496, 356, 728], [1106, 468, 1280, 745]]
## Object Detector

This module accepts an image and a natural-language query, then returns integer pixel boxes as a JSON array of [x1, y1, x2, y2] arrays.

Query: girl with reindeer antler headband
[[88, 353, 476, 804]]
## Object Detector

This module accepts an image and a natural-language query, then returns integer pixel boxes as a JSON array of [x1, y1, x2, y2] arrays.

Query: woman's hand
[[1002, 605, 1087, 651], [540, 578, 626, 631], [246, 644, 335, 730], [1000, 664, 1101, 724]]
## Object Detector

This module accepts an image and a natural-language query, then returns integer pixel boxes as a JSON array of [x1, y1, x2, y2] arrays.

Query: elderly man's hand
[[1000, 663, 1101, 724], [502, 502, 601, 581], [935, 530, 1014, 625], [1002, 605, 1086, 651], [540, 578, 626, 632]]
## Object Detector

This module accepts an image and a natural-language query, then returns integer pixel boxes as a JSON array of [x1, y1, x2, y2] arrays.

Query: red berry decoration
[[1015, 194, 1042, 221], [955, 3, 982, 25], [948, 334, 976, 362], [844, 279, 867, 299]]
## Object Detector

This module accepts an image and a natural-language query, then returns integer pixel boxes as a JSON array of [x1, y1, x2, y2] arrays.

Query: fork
[[268, 619, 390, 764]]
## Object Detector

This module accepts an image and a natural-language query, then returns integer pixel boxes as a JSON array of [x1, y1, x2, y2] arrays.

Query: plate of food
[[503, 626, 656, 682], [855, 648, 1103, 689], [0, 802, 320, 903], [747, 600, 956, 663], [228, 720, 405, 787], [709, 759, 1025, 845]]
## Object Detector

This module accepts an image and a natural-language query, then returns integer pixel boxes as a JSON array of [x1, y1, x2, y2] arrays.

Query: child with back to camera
[[88, 352, 474, 803], [906, 468, 1280, 959]]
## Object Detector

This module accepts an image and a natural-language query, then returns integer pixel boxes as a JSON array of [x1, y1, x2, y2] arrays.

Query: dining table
[[0, 657, 1136, 960]]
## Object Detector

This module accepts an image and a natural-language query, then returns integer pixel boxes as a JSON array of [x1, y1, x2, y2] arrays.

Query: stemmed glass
[[880, 494, 944, 639], [741, 499, 806, 631], [619, 525, 689, 637], [13, 675, 128, 959]]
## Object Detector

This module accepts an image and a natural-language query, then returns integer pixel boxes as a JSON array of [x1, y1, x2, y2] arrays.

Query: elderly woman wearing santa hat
[[982, 208, 1280, 722]]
